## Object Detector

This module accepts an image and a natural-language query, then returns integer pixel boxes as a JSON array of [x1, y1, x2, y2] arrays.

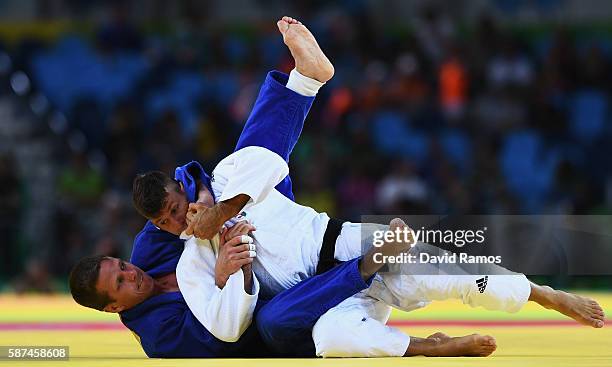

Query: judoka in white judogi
[[176, 143, 531, 357]]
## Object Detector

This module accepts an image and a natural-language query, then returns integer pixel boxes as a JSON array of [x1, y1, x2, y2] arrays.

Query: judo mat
[[1, 292, 610, 367]]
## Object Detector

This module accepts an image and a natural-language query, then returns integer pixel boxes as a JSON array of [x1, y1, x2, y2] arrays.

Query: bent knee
[[255, 309, 283, 341], [313, 313, 408, 357], [470, 274, 531, 313]]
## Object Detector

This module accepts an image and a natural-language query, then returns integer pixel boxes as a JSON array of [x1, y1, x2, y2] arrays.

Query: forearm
[[215, 266, 253, 294], [216, 194, 250, 223], [215, 265, 253, 293]]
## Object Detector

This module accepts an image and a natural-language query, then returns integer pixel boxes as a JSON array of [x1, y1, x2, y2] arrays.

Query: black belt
[[315, 218, 344, 275]]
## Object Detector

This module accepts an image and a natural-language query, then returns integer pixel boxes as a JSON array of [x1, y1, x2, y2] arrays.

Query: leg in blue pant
[[256, 258, 372, 357], [234, 70, 315, 202]]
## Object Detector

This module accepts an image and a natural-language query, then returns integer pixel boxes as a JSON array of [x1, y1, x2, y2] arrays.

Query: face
[[97, 258, 155, 313], [151, 184, 189, 235]]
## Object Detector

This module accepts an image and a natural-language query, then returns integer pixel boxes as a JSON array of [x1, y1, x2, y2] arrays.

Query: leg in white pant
[[334, 223, 532, 314], [312, 289, 500, 358], [312, 292, 410, 357]]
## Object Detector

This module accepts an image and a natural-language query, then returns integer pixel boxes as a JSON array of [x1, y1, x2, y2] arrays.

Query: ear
[[103, 303, 125, 313], [178, 181, 185, 193]]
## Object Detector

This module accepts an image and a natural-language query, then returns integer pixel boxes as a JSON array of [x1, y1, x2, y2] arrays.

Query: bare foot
[[439, 334, 497, 357], [531, 285, 605, 328], [276, 16, 334, 83], [406, 333, 496, 357], [427, 332, 451, 343]]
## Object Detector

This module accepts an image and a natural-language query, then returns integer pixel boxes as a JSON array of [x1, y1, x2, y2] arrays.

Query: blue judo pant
[[234, 71, 360, 356], [255, 258, 372, 357], [234, 70, 314, 202]]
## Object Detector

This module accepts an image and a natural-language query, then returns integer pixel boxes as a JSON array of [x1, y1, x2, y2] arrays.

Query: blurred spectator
[[439, 46, 468, 121], [57, 152, 105, 208], [487, 37, 534, 89], [376, 160, 428, 213], [92, 191, 140, 259], [413, 4, 456, 65], [12, 258, 54, 294]]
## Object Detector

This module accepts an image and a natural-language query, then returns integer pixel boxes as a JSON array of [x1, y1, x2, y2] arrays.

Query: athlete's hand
[[185, 203, 224, 240], [224, 221, 256, 242], [215, 227, 256, 289], [224, 221, 256, 283]]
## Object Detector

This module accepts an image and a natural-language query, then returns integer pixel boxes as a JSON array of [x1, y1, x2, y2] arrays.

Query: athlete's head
[[132, 171, 189, 235], [69, 255, 155, 313]]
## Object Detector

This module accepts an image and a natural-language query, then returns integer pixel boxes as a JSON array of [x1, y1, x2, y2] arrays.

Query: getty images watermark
[[370, 223, 501, 265], [360, 215, 612, 276]]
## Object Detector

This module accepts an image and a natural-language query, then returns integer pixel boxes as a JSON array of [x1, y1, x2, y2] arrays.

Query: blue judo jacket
[[120, 291, 271, 358]]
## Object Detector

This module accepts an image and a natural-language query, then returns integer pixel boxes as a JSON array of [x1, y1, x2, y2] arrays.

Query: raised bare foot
[[534, 285, 605, 328], [439, 334, 497, 357], [276, 16, 334, 83]]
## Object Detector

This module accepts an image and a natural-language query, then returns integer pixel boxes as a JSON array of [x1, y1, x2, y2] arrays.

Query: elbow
[[210, 317, 251, 342], [213, 327, 244, 343]]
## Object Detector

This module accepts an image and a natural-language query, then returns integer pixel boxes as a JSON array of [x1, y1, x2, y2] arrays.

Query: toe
[[594, 310, 605, 318], [390, 218, 406, 227], [483, 336, 496, 346], [277, 20, 288, 34], [590, 301, 603, 310], [594, 320, 604, 328]]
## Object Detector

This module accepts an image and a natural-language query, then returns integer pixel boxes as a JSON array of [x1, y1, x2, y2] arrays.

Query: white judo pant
[[312, 223, 532, 357]]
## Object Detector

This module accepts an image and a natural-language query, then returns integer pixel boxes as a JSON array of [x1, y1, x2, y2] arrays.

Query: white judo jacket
[[176, 146, 330, 342]]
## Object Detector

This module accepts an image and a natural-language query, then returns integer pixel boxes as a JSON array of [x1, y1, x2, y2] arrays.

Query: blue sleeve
[[234, 71, 315, 201]]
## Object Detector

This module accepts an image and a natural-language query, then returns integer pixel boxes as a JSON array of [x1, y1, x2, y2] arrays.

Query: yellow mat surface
[[0, 292, 610, 366]]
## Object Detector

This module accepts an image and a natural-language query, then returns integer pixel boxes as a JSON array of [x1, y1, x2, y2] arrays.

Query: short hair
[[69, 255, 114, 311], [132, 171, 179, 219]]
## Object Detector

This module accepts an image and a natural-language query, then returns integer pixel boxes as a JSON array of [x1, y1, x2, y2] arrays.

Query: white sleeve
[[177, 239, 259, 342], [215, 146, 289, 209]]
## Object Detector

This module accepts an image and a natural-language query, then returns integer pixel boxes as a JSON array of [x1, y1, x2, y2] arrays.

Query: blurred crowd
[[1, 1, 611, 291]]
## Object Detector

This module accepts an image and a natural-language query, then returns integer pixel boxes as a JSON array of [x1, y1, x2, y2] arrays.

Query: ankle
[[286, 68, 325, 96], [529, 283, 556, 308]]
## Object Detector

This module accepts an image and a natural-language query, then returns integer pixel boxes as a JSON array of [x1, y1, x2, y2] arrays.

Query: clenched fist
[[185, 202, 224, 240]]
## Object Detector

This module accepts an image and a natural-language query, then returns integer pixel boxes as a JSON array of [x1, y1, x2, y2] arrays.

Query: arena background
[[0, 0, 610, 365]]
